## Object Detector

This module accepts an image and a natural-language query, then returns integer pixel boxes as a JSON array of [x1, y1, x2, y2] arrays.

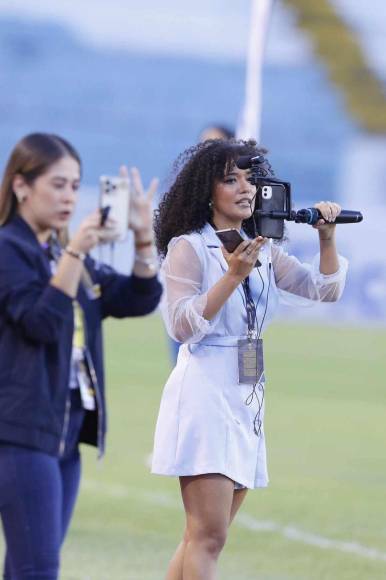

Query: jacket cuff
[[45, 284, 74, 312], [311, 254, 349, 285], [131, 274, 162, 295]]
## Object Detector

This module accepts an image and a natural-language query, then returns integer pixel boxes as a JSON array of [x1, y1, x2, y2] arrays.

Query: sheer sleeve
[[160, 238, 219, 343], [271, 244, 348, 305]]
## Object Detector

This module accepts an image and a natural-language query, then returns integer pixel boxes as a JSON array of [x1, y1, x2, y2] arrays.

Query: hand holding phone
[[216, 228, 244, 253], [99, 205, 110, 226], [99, 174, 131, 242], [216, 229, 263, 268]]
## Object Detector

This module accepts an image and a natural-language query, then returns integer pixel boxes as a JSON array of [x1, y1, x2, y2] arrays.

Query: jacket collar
[[200, 222, 230, 271], [6, 215, 61, 256], [5, 215, 57, 278], [6, 214, 43, 248], [200, 222, 223, 247]]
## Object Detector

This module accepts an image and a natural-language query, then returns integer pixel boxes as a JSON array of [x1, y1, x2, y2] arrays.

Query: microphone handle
[[333, 210, 363, 224], [299, 208, 363, 225]]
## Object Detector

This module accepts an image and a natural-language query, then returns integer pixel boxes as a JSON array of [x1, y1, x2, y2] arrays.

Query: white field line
[[82, 479, 386, 563], [236, 514, 386, 563]]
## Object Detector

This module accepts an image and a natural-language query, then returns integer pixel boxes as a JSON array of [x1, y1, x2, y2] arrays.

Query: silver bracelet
[[65, 246, 86, 261], [134, 254, 158, 273]]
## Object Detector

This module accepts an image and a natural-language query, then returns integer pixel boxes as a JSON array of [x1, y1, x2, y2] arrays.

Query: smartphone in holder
[[99, 175, 131, 242], [255, 184, 287, 239], [216, 228, 244, 253]]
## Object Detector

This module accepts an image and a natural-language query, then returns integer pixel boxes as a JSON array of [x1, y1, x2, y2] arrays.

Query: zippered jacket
[[0, 215, 162, 456]]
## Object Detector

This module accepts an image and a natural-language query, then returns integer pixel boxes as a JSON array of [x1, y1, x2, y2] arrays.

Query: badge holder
[[238, 334, 264, 385], [238, 277, 264, 384]]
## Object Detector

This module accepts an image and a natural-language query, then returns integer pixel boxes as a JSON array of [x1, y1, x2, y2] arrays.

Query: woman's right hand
[[69, 211, 118, 254], [222, 237, 266, 281], [203, 236, 266, 321]]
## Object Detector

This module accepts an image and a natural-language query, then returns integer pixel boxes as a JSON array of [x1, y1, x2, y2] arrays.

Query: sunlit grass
[[1, 315, 385, 579]]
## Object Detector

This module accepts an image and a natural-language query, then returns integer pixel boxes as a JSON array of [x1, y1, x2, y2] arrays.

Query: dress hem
[[151, 467, 269, 490]]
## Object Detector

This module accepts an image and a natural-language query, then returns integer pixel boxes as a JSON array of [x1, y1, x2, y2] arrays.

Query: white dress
[[151, 223, 348, 489]]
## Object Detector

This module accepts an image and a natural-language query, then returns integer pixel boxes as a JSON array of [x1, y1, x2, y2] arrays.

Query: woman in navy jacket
[[0, 133, 162, 579]]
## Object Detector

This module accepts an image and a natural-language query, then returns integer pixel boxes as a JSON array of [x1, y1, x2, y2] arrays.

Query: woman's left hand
[[313, 201, 341, 239], [119, 165, 158, 240]]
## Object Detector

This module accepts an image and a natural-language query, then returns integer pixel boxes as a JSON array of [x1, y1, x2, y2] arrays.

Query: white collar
[[200, 222, 223, 247]]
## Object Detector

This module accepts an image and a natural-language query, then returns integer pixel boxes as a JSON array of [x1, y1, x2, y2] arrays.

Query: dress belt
[[188, 335, 248, 348]]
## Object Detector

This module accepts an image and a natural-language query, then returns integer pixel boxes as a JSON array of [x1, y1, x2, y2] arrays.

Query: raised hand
[[119, 165, 158, 240], [222, 236, 266, 280], [312, 201, 341, 240]]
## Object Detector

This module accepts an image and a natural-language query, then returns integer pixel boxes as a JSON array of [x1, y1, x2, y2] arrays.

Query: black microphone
[[236, 154, 275, 179], [236, 155, 264, 169], [296, 208, 363, 225]]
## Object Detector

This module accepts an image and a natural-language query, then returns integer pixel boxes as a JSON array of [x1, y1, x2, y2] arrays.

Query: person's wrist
[[135, 240, 154, 250], [134, 232, 155, 250], [318, 230, 335, 242], [134, 253, 158, 273], [64, 245, 86, 261], [225, 270, 244, 286], [135, 245, 156, 259], [134, 227, 154, 242], [68, 239, 86, 254]]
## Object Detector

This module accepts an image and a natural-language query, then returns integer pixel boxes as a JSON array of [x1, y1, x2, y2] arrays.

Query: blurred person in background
[[199, 124, 234, 143], [0, 133, 161, 580], [168, 123, 235, 365], [152, 138, 347, 579]]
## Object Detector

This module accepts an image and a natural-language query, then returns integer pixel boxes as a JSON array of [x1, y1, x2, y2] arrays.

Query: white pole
[[236, 0, 274, 142]]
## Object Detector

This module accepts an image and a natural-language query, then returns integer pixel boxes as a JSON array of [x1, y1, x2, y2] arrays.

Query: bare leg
[[165, 529, 189, 580], [182, 474, 234, 579], [229, 487, 248, 524], [166, 478, 248, 580]]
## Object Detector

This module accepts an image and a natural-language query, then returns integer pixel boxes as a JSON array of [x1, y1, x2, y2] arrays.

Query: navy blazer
[[0, 215, 162, 456]]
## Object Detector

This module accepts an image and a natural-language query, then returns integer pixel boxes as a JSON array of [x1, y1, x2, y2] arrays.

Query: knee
[[189, 526, 228, 556]]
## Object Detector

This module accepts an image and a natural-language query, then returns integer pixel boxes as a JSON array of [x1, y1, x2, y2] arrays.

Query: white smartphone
[[99, 175, 131, 242]]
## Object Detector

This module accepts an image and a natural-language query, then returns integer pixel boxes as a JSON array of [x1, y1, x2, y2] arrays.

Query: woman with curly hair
[[152, 139, 347, 579]]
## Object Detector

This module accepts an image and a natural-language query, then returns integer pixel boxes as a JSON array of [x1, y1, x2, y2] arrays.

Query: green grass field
[[1, 315, 385, 579]]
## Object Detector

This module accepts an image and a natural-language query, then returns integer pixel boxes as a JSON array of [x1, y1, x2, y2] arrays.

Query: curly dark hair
[[155, 139, 268, 256]]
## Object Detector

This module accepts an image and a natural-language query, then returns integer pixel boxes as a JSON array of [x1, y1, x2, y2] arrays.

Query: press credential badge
[[237, 338, 264, 384]]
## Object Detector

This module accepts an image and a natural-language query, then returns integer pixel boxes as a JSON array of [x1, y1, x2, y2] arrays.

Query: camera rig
[[237, 154, 363, 227]]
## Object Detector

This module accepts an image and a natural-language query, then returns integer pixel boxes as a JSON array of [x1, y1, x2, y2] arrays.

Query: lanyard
[[242, 276, 257, 339], [241, 275, 264, 437]]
